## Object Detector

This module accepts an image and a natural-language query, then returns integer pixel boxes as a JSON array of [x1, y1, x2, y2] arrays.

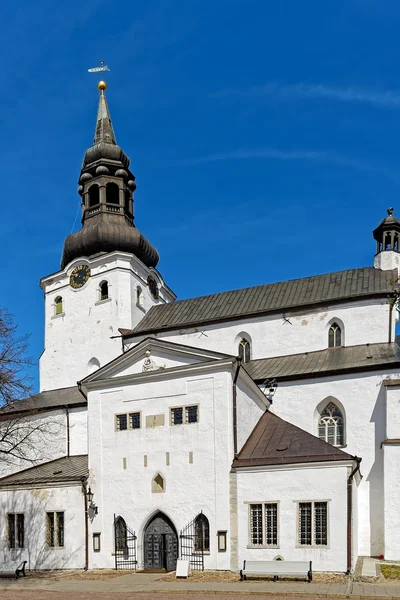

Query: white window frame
[[296, 500, 330, 548], [246, 501, 280, 548]]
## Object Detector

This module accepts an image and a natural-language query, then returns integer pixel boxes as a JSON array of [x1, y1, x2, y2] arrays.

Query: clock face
[[147, 275, 159, 299], [70, 264, 91, 289]]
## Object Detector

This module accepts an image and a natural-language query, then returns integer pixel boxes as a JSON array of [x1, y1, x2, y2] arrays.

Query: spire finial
[[98, 80, 107, 91], [94, 80, 116, 145], [388, 207, 394, 216]]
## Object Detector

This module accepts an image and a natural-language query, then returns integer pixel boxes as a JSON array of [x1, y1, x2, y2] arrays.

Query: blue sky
[[2, 0, 400, 390]]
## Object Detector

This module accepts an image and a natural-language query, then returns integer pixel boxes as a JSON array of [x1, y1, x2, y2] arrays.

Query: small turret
[[373, 208, 400, 271]]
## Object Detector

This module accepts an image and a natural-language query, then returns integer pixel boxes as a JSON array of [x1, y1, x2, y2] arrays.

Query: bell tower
[[39, 81, 175, 392], [373, 207, 400, 271]]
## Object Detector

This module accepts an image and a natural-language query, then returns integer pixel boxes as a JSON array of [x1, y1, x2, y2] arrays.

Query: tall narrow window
[[46, 511, 65, 547], [194, 513, 210, 552], [238, 338, 251, 362], [88, 184, 100, 207], [298, 501, 328, 546], [99, 281, 109, 301], [106, 182, 120, 205], [136, 286, 143, 306], [54, 296, 63, 316], [114, 516, 127, 552], [328, 323, 342, 348], [8, 513, 24, 549], [318, 402, 344, 446]]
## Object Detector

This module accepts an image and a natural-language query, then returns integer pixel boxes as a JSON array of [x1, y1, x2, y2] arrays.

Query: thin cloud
[[165, 148, 399, 183], [211, 82, 400, 108]]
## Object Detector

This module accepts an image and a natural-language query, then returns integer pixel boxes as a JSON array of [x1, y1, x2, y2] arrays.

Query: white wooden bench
[[240, 560, 312, 582]]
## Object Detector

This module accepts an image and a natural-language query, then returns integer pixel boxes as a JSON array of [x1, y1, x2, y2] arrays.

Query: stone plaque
[[146, 414, 165, 428]]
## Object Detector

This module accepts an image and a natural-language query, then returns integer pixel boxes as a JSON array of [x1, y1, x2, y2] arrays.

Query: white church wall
[[268, 369, 400, 558], [87, 367, 241, 570], [236, 463, 351, 572], [235, 375, 266, 452], [68, 407, 88, 456], [384, 383, 400, 439], [132, 298, 390, 361], [0, 410, 66, 479], [383, 443, 400, 560], [40, 252, 175, 392], [0, 484, 85, 570]]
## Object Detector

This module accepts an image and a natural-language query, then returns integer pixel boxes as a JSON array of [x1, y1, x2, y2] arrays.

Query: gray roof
[[0, 455, 88, 487], [245, 341, 400, 382], [127, 267, 396, 336], [233, 411, 354, 468], [0, 386, 86, 417]]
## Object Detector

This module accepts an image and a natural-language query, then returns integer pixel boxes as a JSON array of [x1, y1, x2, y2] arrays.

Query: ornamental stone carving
[[142, 350, 166, 372]]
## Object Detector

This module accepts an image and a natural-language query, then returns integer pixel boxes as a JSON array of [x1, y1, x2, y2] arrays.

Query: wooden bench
[[0, 561, 27, 579], [240, 560, 312, 582]]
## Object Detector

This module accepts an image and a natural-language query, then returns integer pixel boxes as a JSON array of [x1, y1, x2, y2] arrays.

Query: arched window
[[106, 182, 119, 205], [54, 296, 63, 316], [194, 513, 210, 552], [318, 402, 344, 447], [328, 323, 342, 348], [88, 184, 100, 207], [136, 286, 143, 306], [114, 516, 127, 552], [99, 281, 109, 301], [238, 338, 251, 362]]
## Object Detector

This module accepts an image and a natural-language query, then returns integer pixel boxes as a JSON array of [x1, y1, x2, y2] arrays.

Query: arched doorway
[[143, 512, 178, 571]]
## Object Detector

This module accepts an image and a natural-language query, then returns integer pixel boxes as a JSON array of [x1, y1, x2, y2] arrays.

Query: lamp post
[[86, 487, 98, 515], [261, 378, 278, 402]]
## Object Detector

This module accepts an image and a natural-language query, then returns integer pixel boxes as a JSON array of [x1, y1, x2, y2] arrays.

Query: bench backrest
[[244, 560, 310, 573]]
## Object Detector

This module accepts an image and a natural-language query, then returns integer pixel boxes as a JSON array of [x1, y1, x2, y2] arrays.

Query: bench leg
[[240, 570, 243, 581], [308, 571, 312, 582]]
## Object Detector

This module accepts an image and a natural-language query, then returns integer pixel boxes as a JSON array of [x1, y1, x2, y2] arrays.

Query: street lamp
[[86, 487, 98, 515], [261, 378, 278, 402]]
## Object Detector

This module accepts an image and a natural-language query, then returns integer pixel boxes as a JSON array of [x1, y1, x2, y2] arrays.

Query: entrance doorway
[[143, 512, 178, 571]]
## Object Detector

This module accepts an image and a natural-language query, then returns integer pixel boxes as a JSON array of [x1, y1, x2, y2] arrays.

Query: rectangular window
[[185, 405, 198, 423], [116, 414, 128, 431], [171, 405, 199, 425], [249, 503, 278, 546], [171, 407, 183, 425], [129, 412, 141, 429], [47, 511, 65, 547], [8, 513, 24, 549], [298, 501, 328, 546]]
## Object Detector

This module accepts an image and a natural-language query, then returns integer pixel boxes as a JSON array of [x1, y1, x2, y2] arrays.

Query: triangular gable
[[233, 410, 355, 468], [80, 337, 233, 385]]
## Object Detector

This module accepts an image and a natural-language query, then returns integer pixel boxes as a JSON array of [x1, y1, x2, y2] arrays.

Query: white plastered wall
[[130, 298, 393, 361], [0, 485, 85, 570], [39, 252, 175, 392], [235, 463, 351, 572], [383, 383, 400, 560], [268, 370, 400, 558], [86, 361, 266, 571]]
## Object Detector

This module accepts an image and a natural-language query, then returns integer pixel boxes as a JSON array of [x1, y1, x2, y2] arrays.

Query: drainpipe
[[347, 457, 362, 574], [81, 477, 89, 570], [232, 358, 242, 457], [65, 406, 70, 457]]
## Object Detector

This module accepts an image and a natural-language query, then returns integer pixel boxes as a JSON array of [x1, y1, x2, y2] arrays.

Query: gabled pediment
[[80, 337, 233, 385]]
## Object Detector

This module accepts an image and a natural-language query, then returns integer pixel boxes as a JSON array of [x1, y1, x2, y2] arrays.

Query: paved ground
[[1, 571, 400, 599]]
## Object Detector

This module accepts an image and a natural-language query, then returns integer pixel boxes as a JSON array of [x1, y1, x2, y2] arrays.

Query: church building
[[0, 80, 400, 574]]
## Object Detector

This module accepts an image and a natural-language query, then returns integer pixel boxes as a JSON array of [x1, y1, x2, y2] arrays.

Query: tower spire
[[94, 81, 116, 145], [60, 81, 159, 270]]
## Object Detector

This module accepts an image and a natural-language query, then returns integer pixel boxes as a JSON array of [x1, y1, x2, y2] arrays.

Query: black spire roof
[[61, 81, 159, 270]]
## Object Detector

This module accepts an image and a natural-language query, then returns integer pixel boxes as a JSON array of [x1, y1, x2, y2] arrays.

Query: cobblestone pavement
[[0, 594, 351, 600]]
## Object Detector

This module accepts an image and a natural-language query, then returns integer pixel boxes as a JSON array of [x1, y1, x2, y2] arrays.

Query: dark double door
[[144, 514, 178, 571]]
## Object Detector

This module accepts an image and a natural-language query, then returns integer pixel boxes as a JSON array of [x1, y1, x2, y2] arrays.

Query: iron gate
[[179, 512, 205, 571], [114, 514, 137, 570]]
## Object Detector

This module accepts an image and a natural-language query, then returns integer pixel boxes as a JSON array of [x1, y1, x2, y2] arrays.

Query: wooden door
[[143, 513, 178, 571]]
